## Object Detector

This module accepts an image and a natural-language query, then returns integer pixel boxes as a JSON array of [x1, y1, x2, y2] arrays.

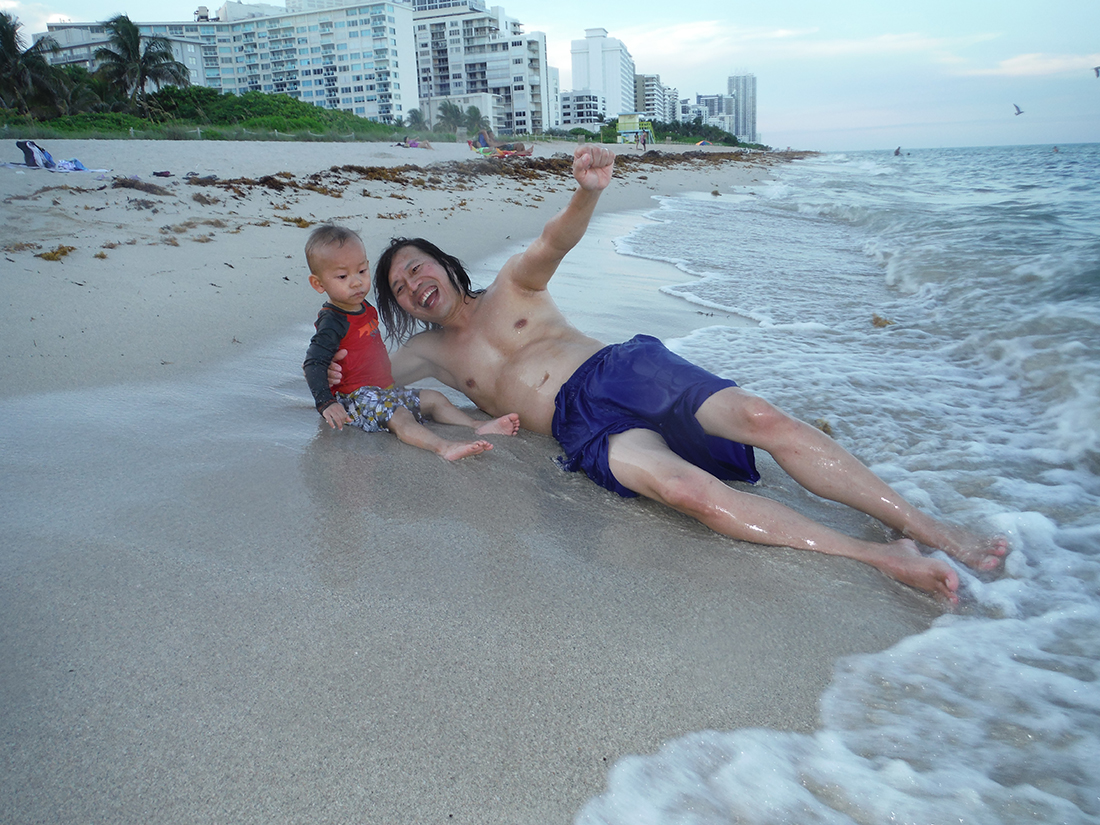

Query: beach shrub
[[44, 111, 149, 134]]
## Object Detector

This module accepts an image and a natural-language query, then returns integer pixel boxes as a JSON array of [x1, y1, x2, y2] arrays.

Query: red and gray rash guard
[[303, 301, 395, 414]]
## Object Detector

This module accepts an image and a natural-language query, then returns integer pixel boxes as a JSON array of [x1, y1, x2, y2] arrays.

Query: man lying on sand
[[330, 145, 1007, 603]]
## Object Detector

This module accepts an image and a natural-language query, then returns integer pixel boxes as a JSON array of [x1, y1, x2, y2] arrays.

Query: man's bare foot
[[439, 439, 493, 461], [906, 520, 1008, 571], [475, 413, 520, 436], [872, 539, 960, 605]]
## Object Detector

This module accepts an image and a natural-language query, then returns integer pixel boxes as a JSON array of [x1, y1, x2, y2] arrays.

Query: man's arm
[[325, 335, 438, 388], [388, 337, 437, 385], [503, 144, 615, 292]]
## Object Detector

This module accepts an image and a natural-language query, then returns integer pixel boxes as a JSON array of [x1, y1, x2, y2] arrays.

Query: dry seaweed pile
[[179, 149, 798, 200]]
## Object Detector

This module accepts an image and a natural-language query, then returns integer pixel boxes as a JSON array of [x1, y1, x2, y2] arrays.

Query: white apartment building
[[665, 87, 678, 122], [727, 73, 757, 143], [569, 28, 634, 119], [633, 74, 663, 122], [40, 0, 418, 123], [633, 74, 678, 123], [560, 90, 604, 131], [547, 66, 561, 130], [411, 0, 550, 135]]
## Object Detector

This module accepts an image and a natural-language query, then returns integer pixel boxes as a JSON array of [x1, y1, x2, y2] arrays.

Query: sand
[[0, 138, 937, 824]]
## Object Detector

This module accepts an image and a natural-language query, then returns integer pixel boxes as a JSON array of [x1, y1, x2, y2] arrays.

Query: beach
[[1, 138, 941, 824]]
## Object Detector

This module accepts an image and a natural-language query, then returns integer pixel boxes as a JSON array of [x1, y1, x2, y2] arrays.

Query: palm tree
[[55, 65, 110, 115], [405, 108, 425, 130], [464, 105, 489, 133], [434, 100, 464, 133], [94, 14, 189, 115], [0, 12, 60, 114]]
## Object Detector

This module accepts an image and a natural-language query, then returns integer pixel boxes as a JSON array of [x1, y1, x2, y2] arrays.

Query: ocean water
[[578, 145, 1100, 824]]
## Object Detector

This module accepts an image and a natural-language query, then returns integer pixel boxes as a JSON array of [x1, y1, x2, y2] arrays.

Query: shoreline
[[0, 139, 942, 824]]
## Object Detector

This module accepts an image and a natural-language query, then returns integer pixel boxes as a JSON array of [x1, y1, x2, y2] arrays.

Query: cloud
[[962, 52, 1100, 77], [617, 21, 995, 63], [2, 1, 54, 34]]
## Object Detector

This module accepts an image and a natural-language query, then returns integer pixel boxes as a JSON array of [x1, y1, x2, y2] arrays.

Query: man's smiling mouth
[[419, 286, 438, 308]]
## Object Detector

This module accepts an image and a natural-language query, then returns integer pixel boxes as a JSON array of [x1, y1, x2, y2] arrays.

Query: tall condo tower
[[727, 73, 757, 143], [570, 28, 635, 119]]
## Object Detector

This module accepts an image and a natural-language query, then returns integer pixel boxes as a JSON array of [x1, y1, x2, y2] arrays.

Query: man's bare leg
[[695, 388, 1007, 571], [417, 390, 521, 437], [607, 429, 960, 603], [386, 407, 493, 461]]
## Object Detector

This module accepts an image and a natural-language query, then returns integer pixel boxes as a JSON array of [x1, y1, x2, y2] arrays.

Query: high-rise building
[[633, 73, 664, 122], [727, 73, 756, 143], [663, 86, 678, 122], [547, 66, 561, 130], [40, 0, 418, 123], [560, 90, 604, 131], [569, 28, 634, 120], [411, 0, 550, 134]]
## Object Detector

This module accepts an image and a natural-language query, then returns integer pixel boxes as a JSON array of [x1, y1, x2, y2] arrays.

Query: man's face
[[387, 246, 454, 323]]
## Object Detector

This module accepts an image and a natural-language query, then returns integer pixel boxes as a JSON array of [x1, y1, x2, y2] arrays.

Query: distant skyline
[[7, 0, 1098, 151]]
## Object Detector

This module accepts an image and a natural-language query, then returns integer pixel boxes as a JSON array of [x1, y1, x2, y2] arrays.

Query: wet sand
[[0, 138, 938, 824]]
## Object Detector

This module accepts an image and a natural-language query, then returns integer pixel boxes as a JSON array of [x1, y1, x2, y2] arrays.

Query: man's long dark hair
[[373, 237, 482, 343]]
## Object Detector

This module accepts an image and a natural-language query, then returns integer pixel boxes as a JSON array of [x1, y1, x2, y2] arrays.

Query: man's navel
[[514, 318, 527, 330]]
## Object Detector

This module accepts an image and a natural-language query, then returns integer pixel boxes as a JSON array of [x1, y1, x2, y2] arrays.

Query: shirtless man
[[333, 145, 1006, 603]]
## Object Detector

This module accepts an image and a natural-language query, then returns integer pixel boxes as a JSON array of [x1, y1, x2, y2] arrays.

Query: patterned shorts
[[336, 386, 422, 433]]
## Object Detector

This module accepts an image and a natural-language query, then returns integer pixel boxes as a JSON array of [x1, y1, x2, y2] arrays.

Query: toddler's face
[[309, 240, 370, 312]]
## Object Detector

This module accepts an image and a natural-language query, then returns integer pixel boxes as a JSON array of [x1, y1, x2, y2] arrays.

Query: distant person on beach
[[329, 146, 1007, 602], [476, 128, 525, 153], [302, 224, 519, 460]]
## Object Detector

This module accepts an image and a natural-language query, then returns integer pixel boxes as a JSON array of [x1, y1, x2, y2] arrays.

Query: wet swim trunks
[[337, 385, 423, 433], [551, 334, 760, 497]]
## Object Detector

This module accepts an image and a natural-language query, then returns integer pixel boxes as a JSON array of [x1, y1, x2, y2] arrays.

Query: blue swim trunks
[[551, 334, 760, 497]]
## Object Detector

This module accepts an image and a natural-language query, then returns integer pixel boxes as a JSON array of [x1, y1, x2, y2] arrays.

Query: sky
[[6, 0, 1099, 150]]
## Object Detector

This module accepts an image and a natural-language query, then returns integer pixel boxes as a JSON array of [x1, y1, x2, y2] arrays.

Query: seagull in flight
[[1013, 104, 1024, 116], [1094, 66, 1100, 77]]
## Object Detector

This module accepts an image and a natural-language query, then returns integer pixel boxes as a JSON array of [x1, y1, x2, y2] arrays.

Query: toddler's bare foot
[[475, 413, 520, 436], [873, 539, 960, 605], [439, 439, 493, 461]]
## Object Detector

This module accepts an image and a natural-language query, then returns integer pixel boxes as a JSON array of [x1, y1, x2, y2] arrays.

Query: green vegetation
[[0, 12, 60, 115], [0, 85, 404, 141]]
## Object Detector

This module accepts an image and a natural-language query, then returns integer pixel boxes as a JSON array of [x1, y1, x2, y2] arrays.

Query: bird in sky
[[1094, 66, 1100, 77], [1014, 104, 1024, 116]]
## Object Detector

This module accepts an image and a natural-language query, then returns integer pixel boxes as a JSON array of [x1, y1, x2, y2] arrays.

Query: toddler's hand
[[322, 403, 350, 430]]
